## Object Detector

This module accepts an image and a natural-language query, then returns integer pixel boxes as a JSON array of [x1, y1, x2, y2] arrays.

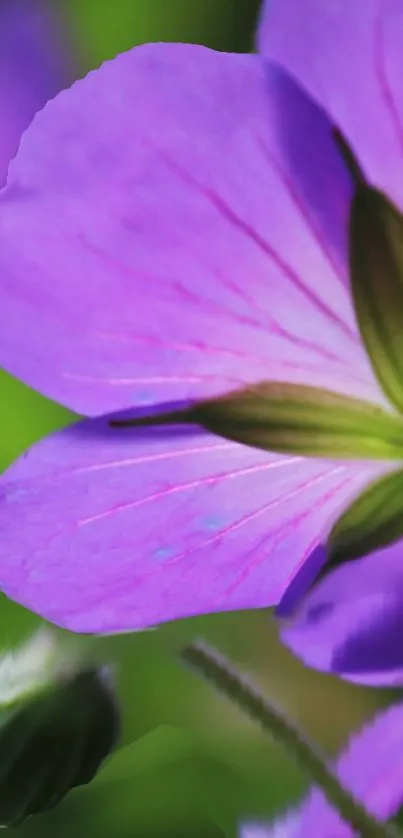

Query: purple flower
[[0, 0, 403, 635], [240, 700, 403, 837], [0, 0, 71, 185], [277, 541, 403, 687]]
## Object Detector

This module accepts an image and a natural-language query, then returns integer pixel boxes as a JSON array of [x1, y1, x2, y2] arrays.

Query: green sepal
[[112, 382, 403, 460], [325, 468, 403, 574], [349, 185, 403, 414], [190, 383, 403, 459]]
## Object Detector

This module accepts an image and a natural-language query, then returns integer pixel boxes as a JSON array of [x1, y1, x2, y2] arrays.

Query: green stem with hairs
[[181, 639, 401, 838]]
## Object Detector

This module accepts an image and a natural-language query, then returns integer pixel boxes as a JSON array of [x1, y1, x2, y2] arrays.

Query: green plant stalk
[[181, 639, 401, 838]]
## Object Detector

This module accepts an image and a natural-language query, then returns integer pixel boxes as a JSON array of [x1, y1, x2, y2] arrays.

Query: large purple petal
[[258, 0, 403, 212], [0, 43, 385, 415], [0, 406, 384, 632], [0, 0, 71, 185], [240, 699, 403, 836], [280, 542, 403, 686]]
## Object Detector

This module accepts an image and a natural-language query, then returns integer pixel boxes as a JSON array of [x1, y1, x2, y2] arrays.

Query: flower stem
[[181, 639, 401, 838]]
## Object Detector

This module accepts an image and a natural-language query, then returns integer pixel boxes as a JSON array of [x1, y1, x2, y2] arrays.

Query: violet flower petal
[[258, 0, 403, 212], [295, 699, 403, 835], [0, 0, 71, 185], [0, 43, 384, 415], [241, 699, 403, 837], [0, 406, 385, 632], [280, 541, 403, 686], [240, 816, 299, 838]]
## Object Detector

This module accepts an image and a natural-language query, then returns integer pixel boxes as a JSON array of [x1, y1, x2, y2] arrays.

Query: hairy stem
[[181, 639, 401, 838]]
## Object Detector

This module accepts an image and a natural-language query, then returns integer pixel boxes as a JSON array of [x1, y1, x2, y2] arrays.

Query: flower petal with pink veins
[[0, 405, 385, 633], [0, 43, 385, 415]]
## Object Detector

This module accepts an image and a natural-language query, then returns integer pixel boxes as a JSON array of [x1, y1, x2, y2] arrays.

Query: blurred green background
[[0, 1, 398, 835]]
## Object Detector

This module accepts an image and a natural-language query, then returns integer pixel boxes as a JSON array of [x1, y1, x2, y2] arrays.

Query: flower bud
[[0, 628, 120, 827]]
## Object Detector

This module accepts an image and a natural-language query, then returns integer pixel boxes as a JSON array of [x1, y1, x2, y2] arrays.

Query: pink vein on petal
[[98, 465, 354, 614], [61, 371, 223, 385], [6, 441, 244, 493], [78, 235, 274, 334], [213, 466, 356, 602], [75, 464, 347, 594], [75, 456, 305, 528], [75, 450, 302, 479], [374, 10, 403, 159], [168, 208, 353, 364], [92, 329, 341, 365], [253, 129, 354, 298], [91, 467, 345, 611], [17, 441, 244, 484], [79, 234, 345, 366], [75, 331, 374, 389], [156, 148, 357, 342]]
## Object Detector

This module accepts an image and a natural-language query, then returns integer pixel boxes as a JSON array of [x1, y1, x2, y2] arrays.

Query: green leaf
[[0, 667, 119, 827], [327, 468, 403, 569], [349, 186, 403, 414], [88, 726, 300, 838], [191, 383, 403, 459]]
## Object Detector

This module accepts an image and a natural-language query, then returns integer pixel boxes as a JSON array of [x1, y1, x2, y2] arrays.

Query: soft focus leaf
[[68, 0, 261, 69], [0, 667, 119, 826], [89, 725, 300, 838]]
